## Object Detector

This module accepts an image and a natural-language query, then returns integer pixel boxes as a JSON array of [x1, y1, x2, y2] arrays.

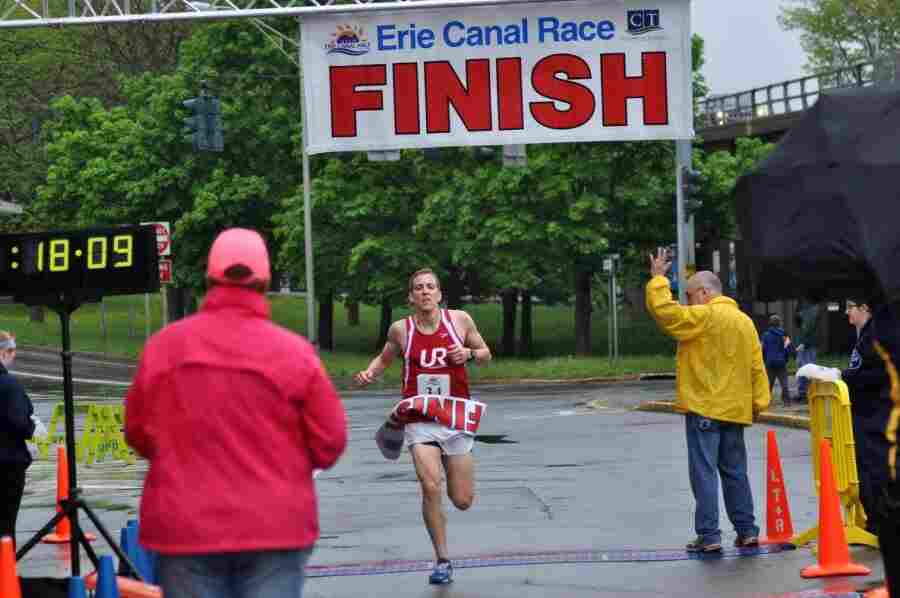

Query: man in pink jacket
[[125, 228, 347, 598]]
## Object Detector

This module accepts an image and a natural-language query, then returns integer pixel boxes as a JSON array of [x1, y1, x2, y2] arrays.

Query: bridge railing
[[695, 62, 875, 129]]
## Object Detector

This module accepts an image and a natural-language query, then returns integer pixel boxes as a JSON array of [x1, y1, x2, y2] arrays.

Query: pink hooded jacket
[[125, 285, 347, 554]]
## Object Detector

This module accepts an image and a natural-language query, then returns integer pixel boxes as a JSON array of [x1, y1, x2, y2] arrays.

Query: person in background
[[795, 300, 820, 402], [0, 331, 35, 549], [761, 314, 794, 406], [125, 228, 347, 598], [842, 298, 892, 535], [645, 248, 769, 553]]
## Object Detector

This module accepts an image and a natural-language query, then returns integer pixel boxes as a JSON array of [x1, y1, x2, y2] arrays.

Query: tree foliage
[[779, 0, 900, 73]]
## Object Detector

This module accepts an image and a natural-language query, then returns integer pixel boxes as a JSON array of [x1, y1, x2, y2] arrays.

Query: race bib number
[[417, 374, 450, 396]]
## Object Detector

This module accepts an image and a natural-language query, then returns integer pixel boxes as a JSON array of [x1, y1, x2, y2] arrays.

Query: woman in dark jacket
[[0, 331, 35, 546], [842, 300, 892, 534]]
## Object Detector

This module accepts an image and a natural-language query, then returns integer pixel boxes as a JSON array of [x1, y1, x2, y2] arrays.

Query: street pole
[[144, 293, 151, 339], [604, 254, 619, 367], [675, 139, 694, 303], [612, 265, 619, 364], [298, 19, 317, 345], [674, 3, 695, 305], [608, 270, 613, 367], [160, 289, 168, 327]]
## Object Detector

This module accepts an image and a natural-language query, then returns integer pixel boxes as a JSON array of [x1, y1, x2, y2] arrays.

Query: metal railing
[[695, 62, 875, 129]]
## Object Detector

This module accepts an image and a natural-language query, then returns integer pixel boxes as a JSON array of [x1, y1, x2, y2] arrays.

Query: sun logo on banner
[[324, 24, 371, 56]]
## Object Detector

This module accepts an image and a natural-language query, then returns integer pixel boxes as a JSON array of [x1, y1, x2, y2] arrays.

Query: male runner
[[355, 268, 491, 585]]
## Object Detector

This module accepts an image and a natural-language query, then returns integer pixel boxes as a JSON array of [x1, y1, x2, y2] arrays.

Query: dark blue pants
[[685, 414, 759, 544], [852, 402, 893, 530], [158, 547, 313, 598], [0, 465, 26, 547]]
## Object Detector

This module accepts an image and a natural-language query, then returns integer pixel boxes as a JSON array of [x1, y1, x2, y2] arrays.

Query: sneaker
[[428, 561, 453, 585], [734, 535, 759, 548], [685, 537, 722, 553]]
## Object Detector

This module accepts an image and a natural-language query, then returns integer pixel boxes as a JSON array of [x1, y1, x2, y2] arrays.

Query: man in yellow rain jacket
[[646, 248, 770, 553]]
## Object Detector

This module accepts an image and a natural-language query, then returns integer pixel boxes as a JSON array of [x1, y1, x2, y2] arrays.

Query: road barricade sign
[[793, 380, 877, 548]]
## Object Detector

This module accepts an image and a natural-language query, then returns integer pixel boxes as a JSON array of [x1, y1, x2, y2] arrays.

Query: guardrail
[[696, 62, 875, 129]]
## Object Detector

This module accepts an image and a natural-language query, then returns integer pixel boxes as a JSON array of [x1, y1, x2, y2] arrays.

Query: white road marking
[[11, 370, 131, 387]]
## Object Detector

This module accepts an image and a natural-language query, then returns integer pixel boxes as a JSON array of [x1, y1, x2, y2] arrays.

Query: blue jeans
[[797, 348, 817, 400], [158, 547, 313, 598], [685, 414, 759, 544]]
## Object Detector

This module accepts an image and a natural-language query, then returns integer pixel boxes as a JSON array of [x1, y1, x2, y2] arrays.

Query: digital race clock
[[0, 225, 160, 301]]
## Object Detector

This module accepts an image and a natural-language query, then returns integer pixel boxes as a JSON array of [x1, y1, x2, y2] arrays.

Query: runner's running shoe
[[428, 561, 453, 584]]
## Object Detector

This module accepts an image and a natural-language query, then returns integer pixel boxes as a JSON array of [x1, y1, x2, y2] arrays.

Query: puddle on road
[[475, 434, 518, 444]]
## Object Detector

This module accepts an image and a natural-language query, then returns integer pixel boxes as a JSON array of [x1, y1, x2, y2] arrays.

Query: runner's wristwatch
[[467, 349, 477, 362]]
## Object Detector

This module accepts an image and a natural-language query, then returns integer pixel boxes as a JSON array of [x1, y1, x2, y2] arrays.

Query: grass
[[0, 293, 849, 388]]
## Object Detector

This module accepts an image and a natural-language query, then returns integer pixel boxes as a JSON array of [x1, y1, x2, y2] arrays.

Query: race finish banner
[[300, 0, 693, 154]]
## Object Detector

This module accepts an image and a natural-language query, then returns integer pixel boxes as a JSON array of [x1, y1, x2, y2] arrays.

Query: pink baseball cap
[[206, 228, 271, 287]]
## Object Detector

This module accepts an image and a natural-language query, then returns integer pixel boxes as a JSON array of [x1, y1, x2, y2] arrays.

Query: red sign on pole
[[142, 221, 171, 256], [159, 259, 173, 284]]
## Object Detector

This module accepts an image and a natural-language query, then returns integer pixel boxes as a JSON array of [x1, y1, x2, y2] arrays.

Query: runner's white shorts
[[404, 422, 474, 456]]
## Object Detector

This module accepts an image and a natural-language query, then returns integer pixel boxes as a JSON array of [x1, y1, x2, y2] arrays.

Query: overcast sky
[[691, 0, 808, 96]]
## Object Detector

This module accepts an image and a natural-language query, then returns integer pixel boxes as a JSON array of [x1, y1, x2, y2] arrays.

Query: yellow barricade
[[92, 404, 134, 465], [793, 380, 878, 548], [81, 404, 105, 464], [35, 402, 134, 465], [35, 402, 66, 459]]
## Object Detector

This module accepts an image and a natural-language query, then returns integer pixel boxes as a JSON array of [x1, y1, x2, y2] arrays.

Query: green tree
[[779, 0, 900, 73], [32, 19, 302, 317], [277, 151, 433, 350], [0, 18, 192, 208], [691, 137, 776, 266]]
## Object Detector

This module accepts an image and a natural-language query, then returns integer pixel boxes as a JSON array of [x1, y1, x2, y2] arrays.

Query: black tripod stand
[[15, 290, 144, 582]]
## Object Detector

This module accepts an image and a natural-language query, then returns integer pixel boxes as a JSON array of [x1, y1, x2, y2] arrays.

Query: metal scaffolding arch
[[0, 0, 553, 29]]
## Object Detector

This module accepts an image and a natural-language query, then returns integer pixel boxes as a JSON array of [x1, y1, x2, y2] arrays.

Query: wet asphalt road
[[11, 350, 887, 597]]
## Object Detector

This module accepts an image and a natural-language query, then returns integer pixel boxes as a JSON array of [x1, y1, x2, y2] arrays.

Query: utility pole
[[604, 254, 620, 367], [675, 139, 694, 303], [298, 20, 316, 345]]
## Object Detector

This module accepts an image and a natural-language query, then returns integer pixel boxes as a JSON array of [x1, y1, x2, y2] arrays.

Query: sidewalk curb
[[636, 400, 810, 430], [473, 372, 677, 386], [20, 344, 138, 365]]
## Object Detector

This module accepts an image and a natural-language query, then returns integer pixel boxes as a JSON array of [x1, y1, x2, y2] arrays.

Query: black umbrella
[[735, 83, 900, 302]]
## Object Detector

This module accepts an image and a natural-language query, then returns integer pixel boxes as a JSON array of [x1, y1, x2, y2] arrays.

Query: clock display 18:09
[[23, 235, 134, 274]]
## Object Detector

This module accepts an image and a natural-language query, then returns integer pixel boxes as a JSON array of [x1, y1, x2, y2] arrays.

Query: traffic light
[[502, 144, 527, 168], [207, 97, 224, 152], [183, 96, 209, 151], [681, 166, 704, 221], [473, 146, 497, 162]]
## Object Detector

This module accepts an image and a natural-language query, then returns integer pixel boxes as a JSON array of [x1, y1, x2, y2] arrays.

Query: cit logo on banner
[[627, 9, 662, 35], [325, 24, 371, 56]]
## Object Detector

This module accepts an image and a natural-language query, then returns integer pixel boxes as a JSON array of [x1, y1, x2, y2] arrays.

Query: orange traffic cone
[[85, 571, 164, 598], [761, 430, 795, 545], [801, 440, 871, 578], [43, 446, 96, 544], [0, 536, 22, 598]]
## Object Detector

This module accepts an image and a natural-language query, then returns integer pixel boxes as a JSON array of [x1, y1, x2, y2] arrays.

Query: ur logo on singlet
[[420, 347, 448, 368]]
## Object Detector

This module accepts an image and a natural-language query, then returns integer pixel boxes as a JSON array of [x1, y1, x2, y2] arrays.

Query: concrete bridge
[[695, 61, 876, 152]]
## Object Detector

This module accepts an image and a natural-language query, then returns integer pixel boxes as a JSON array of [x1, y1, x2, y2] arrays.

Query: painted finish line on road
[[306, 544, 795, 577]]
